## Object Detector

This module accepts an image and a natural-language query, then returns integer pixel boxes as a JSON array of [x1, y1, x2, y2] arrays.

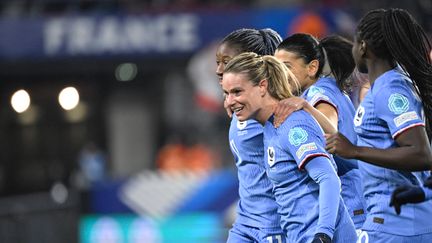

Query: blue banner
[[0, 8, 341, 60]]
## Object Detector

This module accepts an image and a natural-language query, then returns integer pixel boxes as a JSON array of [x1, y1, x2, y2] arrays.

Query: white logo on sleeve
[[296, 142, 318, 159], [267, 147, 275, 167], [394, 111, 419, 127]]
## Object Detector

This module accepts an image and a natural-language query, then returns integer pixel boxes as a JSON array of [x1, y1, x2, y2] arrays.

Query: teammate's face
[[274, 49, 313, 90], [216, 43, 240, 84], [352, 35, 368, 73], [221, 72, 262, 122]]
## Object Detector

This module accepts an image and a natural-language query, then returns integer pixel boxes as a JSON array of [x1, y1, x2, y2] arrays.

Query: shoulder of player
[[278, 110, 313, 130], [374, 69, 410, 90], [308, 80, 338, 98], [371, 76, 414, 100]]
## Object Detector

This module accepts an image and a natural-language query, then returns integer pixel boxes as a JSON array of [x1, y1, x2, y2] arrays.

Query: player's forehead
[[216, 42, 240, 59], [222, 73, 251, 88]]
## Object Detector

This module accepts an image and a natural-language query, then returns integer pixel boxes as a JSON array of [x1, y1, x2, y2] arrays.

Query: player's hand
[[389, 185, 425, 215], [310, 233, 331, 243], [325, 132, 357, 158], [424, 175, 432, 188], [223, 95, 233, 118], [274, 97, 307, 128]]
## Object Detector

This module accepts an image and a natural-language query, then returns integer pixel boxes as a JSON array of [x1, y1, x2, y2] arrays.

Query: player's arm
[[313, 102, 338, 134], [326, 85, 432, 171], [274, 97, 337, 134], [326, 126, 432, 171], [304, 156, 340, 241]]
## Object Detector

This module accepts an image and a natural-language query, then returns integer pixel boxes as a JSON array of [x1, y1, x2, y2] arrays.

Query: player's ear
[[259, 79, 268, 97], [307, 59, 319, 78]]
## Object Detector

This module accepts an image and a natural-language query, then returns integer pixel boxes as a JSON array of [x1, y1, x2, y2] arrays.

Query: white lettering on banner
[[69, 18, 95, 54], [44, 14, 200, 55]]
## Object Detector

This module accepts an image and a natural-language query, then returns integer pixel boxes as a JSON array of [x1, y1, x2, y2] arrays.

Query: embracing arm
[[311, 102, 338, 134], [274, 97, 337, 134], [326, 126, 432, 171]]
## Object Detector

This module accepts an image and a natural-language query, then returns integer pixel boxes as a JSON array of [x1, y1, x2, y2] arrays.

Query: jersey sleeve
[[375, 84, 424, 139], [280, 116, 331, 170], [305, 85, 337, 110]]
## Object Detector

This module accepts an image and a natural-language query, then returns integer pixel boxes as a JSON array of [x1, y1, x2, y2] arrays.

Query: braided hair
[[356, 8, 432, 137]]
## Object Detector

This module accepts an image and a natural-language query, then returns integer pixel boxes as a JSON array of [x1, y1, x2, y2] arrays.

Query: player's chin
[[235, 110, 248, 122]]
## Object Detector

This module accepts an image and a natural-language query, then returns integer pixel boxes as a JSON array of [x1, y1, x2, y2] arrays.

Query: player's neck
[[256, 98, 278, 125], [367, 58, 395, 84]]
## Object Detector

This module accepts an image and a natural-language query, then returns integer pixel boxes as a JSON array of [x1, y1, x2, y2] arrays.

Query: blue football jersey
[[354, 68, 432, 235], [302, 77, 367, 228], [228, 115, 281, 229], [263, 110, 355, 242]]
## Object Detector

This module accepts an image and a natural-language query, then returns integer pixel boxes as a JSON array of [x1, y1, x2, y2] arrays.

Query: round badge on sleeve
[[288, 127, 308, 146], [388, 93, 409, 115]]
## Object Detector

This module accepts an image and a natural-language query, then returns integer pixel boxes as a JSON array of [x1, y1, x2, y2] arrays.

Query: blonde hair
[[224, 52, 301, 99]]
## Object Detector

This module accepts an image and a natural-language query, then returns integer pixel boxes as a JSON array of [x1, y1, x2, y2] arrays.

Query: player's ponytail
[[320, 35, 356, 93]]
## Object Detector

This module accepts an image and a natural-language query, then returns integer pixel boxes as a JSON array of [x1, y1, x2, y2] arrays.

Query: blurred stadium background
[[0, 0, 430, 242]]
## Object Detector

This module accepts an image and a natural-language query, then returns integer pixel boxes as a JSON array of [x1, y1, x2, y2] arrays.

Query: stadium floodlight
[[11, 89, 31, 113], [58, 86, 80, 110]]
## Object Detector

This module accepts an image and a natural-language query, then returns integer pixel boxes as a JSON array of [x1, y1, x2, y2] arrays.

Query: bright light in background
[[11, 89, 31, 113], [115, 63, 138, 82], [58, 87, 80, 110]]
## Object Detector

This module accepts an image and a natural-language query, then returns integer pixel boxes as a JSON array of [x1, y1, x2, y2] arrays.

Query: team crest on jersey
[[267, 147, 275, 167], [307, 86, 324, 98], [388, 93, 409, 114], [354, 105, 365, 127], [288, 127, 308, 146], [237, 120, 247, 130]]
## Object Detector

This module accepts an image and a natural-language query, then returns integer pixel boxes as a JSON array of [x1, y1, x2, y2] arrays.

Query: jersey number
[[266, 235, 282, 243]]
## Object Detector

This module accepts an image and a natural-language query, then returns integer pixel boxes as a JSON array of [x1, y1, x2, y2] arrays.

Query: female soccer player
[[222, 52, 357, 243], [326, 8, 432, 242], [216, 28, 286, 243], [273, 33, 367, 230]]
